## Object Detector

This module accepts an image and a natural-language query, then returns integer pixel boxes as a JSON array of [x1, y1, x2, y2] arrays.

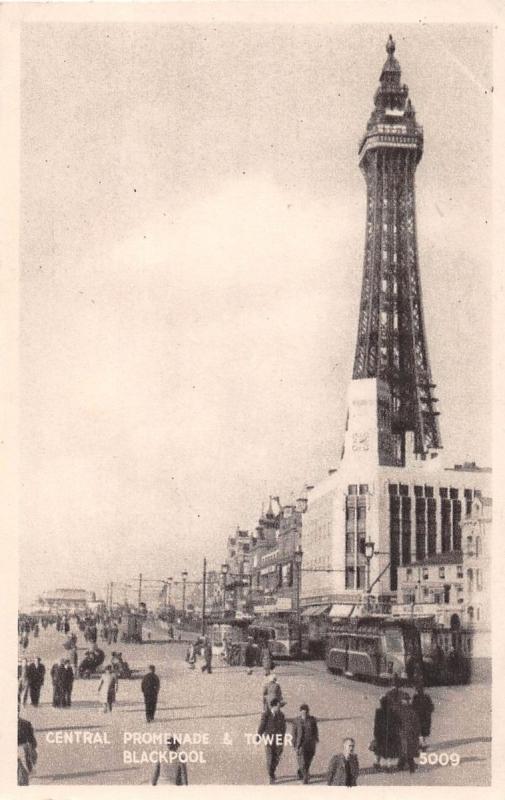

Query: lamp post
[[364, 540, 375, 610], [181, 570, 188, 621], [221, 563, 229, 617], [167, 577, 172, 610], [364, 540, 375, 591], [294, 545, 303, 657]]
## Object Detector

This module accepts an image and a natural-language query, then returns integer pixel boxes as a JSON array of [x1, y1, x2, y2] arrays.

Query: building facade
[[462, 497, 491, 661]]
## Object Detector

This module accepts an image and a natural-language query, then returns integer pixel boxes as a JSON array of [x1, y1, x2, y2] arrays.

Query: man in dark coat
[[141, 665, 160, 722], [258, 698, 287, 784], [61, 660, 74, 707], [27, 658, 45, 707], [326, 737, 359, 786], [412, 684, 435, 750], [51, 659, 65, 707], [56, 660, 68, 707], [201, 638, 213, 674], [293, 703, 319, 783]]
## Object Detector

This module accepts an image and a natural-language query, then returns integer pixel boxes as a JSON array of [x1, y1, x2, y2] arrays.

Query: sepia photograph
[[2, 1, 502, 794]]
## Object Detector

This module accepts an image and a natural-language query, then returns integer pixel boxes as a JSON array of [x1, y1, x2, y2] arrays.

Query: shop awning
[[328, 603, 355, 618], [301, 605, 331, 617]]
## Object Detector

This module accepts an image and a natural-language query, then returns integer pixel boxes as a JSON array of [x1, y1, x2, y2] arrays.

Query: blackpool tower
[[351, 35, 442, 466]]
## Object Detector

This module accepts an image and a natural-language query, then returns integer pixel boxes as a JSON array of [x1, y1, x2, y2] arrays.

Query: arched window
[[476, 536, 481, 557], [467, 606, 474, 621]]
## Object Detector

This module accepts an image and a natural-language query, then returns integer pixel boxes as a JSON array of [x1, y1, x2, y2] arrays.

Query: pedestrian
[[293, 703, 319, 784], [151, 737, 189, 785], [18, 713, 37, 786], [258, 697, 287, 784], [50, 660, 61, 707], [71, 646, 79, 675], [61, 660, 74, 707], [262, 675, 283, 711], [262, 645, 273, 677], [27, 657, 45, 707], [186, 642, 196, 670], [244, 637, 256, 670], [397, 696, 421, 773], [412, 683, 435, 751], [141, 665, 160, 723], [18, 659, 30, 706], [201, 638, 213, 674], [372, 695, 401, 771], [56, 659, 67, 708], [326, 737, 360, 786], [97, 665, 118, 713], [112, 622, 119, 643]]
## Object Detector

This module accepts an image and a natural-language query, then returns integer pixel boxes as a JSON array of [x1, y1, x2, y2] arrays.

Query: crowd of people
[[17, 612, 437, 787], [371, 677, 435, 773], [255, 671, 435, 784]]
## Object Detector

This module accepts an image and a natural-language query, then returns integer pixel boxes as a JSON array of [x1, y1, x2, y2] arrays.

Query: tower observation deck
[[352, 36, 442, 464]]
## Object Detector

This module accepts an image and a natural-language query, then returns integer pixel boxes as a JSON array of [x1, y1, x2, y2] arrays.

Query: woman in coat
[[412, 684, 435, 750], [97, 666, 118, 713], [373, 696, 401, 771]]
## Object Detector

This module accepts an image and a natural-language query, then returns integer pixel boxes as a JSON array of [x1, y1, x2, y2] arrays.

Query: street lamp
[[364, 540, 375, 594], [221, 563, 229, 617], [181, 570, 188, 620], [167, 577, 173, 610], [294, 545, 303, 656]]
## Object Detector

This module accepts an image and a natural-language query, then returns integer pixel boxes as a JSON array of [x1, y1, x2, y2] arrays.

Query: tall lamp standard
[[294, 545, 303, 657], [364, 540, 375, 611], [221, 563, 229, 617], [181, 570, 188, 621]]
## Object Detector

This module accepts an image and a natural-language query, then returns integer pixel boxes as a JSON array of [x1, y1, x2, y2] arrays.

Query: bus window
[[384, 628, 404, 654]]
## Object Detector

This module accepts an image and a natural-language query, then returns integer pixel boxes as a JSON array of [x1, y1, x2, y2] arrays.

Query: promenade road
[[18, 620, 491, 785]]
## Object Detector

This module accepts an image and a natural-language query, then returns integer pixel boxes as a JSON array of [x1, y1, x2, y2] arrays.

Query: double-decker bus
[[325, 616, 423, 684]]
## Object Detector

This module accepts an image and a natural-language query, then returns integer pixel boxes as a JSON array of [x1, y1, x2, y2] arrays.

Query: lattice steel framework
[[353, 36, 441, 459]]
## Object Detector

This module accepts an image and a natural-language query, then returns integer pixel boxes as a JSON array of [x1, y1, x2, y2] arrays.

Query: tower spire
[[352, 38, 441, 463]]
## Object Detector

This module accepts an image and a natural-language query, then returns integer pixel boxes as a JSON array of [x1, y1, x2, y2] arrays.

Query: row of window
[[389, 484, 481, 501], [404, 566, 484, 590]]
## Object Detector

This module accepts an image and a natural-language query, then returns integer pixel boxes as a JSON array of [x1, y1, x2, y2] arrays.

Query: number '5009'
[[419, 752, 460, 766]]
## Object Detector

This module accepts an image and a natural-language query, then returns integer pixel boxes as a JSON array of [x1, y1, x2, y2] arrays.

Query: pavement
[[18, 621, 491, 786]]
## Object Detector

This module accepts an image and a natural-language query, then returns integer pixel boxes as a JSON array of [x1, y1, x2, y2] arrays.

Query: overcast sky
[[18, 22, 492, 604]]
